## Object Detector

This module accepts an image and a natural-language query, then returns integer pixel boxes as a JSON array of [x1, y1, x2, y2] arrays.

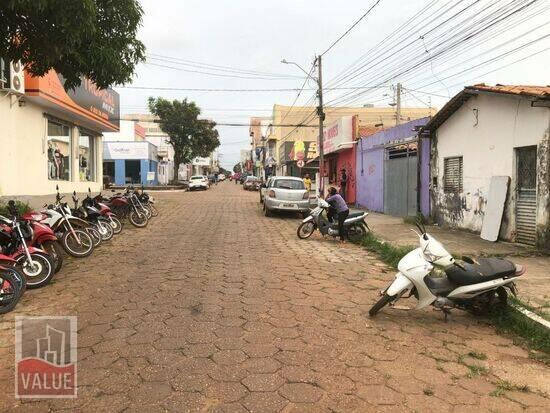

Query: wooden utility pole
[[396, 82, 402, 125], [316, 55, 325, 196]]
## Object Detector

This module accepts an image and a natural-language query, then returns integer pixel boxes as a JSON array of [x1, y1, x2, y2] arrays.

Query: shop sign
[[323, 116, 353, 155], [103, 142, 150, 160], [192, 157, 210, 166], [281, 141, 319, 163]]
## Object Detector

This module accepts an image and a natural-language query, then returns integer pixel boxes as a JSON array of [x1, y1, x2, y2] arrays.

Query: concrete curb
[[510, 303, 550, 330]]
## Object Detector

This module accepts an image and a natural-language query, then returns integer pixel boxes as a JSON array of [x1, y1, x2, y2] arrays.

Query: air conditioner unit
[[1, 60, 25, 94]]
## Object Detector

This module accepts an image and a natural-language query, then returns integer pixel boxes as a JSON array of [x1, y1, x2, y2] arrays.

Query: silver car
[[262, 176, 310, 217]]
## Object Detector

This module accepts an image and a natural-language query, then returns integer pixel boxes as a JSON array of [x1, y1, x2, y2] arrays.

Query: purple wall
[[356, 118, 430, 214]]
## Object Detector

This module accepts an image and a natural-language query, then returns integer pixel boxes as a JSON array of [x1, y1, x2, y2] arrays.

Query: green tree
[[0, 0, 145, 89], [148, 97, 220, 182]]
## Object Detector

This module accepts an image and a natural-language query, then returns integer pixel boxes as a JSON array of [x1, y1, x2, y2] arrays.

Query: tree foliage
[[148, 97, 220, 182], [0, 0, 145, 89]]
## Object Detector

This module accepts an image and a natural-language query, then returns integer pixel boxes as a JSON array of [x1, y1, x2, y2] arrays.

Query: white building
[[121, 114, 175, 185], [0, 60, 119, 205], [421, 84, 550, 247]]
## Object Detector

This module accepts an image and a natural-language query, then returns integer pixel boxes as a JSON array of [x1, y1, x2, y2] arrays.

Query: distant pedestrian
[[303, 174, 312, 193], [326, 186, 349, 242], [340, 168, 348, 201]]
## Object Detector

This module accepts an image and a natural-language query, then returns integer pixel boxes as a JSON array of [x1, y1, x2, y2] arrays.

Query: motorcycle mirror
[[73, 190, 76, 196], [88, 187, 91, 193]]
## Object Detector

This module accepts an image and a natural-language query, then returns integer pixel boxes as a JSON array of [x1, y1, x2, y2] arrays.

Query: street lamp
[[281, 59, 316, 80]]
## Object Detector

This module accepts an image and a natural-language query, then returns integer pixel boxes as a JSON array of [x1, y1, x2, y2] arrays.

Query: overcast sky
[[115, 0, 550, 168]]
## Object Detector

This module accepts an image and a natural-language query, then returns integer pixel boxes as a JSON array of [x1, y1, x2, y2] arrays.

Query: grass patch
[[360, 232, 414, 268], [467, 351, 487, 360], [466, 364, 488, 378], [509, 296, 550, 321], [489, 304, 550, 363], [490, 380, 529, 397], [0, 200, 31, 217]]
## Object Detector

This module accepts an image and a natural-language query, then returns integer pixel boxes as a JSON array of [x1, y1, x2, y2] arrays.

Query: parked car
[[262, 176, 310, 217], [207, 174, 216, 184], [243, 176, 262, 191], [259, 177, 273, 203], [188, 175, 209, 191], [218, 174, 226, 181]]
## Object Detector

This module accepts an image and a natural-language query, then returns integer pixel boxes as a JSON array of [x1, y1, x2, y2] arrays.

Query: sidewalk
[[361, 210, 549, 313]]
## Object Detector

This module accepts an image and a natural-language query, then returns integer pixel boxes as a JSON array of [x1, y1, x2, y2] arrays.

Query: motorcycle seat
[[347, 212, 365, 218], [445, 258, 517, 286]]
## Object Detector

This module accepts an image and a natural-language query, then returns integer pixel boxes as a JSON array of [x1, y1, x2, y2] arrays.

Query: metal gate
[[515, 146, 537, 245], [384, 142, 418, 217]]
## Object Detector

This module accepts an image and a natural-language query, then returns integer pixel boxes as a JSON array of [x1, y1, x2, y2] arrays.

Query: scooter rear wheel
[[297, 222, 316, 239]]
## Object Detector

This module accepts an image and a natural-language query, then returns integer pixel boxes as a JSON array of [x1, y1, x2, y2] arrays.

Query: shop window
[[443, 156, 463, 193], [78, 130, 95, 181], [329, 159, 337, 183], [47, 120, 72, 181]]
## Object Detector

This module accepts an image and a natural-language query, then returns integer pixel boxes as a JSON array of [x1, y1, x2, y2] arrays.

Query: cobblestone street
[[0, 182, 548, 412]]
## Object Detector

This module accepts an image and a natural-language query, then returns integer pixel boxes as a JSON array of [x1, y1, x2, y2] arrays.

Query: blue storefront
[[103, 141, 158, 186]]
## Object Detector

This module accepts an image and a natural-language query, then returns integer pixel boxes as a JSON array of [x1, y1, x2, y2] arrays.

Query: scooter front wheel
[[0, 270, 23, 314], [40, 240, 64, 273], [129, 210, 148, 228], [297, 221, 316, 239], [109, 217, 123, 234], [369, 293, 394, 317]]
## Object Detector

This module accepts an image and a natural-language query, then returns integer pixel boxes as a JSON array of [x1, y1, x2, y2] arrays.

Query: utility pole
[[396, 82, 402, 126], [316, 55, 325, 196]]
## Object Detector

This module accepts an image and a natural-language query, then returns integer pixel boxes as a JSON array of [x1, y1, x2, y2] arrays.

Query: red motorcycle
[[21, 211, 64, 273], [0, 203, 55, 289]]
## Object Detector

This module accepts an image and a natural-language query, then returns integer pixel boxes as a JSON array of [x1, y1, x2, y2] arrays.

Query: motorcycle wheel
[[347, 223, 368, 243], [41, 240, 64, 273], [297, 221, 316, 239], [0, 270, 23, 314], [143, 206, 153, 219], [148, 204, 159, 217], [62, 229, 94, 258], [16, 252, 55, 289], [86, 227, 102, 248], [129, 210, 148, 228], [109, 217, 123, 234], [369, 293, 394, 317], [2, 266, 26, 296], [96, 219, 114, 241]]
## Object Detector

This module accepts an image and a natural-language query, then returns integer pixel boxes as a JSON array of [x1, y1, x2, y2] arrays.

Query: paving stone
[[1, 186, 548, 411]]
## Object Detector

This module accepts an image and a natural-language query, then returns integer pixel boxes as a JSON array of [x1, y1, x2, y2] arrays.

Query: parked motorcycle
[[297, 197, 369, 242], [73, 191, 114, 242], [21, 211, 64, 273], [369, 222, 525, 318], [0, 203, 55, 289], [40, 187, 94, 257], [89, 189, 123, 234], [102, 187, 148, 228]]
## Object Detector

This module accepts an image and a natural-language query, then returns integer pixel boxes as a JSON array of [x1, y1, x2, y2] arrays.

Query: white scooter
[[369, 222, 525, 319]]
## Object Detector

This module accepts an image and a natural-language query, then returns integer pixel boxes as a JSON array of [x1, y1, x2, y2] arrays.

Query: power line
[[321, 0, 383, 56], [146, 52, 303, 79], [117, 85, 386, 92]]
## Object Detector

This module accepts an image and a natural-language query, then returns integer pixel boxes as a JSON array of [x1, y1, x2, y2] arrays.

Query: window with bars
[[443, 156, 463, 193]]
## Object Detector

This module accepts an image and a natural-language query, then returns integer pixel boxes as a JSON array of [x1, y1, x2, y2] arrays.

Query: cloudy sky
[[115, 0, 550, 168]]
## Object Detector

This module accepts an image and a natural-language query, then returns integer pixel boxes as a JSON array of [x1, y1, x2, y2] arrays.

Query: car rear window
[[273, 179, 305, 190], [190, 176, 203, 180]]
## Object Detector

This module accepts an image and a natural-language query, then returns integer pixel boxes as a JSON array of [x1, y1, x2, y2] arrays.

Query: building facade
[[0, 63, 119, 205], [421, 84, 550, 247], [103, 141, 159, 186], [355, 118, 431, 216]]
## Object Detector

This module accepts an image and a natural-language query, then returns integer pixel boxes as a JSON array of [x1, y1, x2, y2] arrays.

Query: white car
[[188, 175, 209, 191], [218, 174, 226, 181]]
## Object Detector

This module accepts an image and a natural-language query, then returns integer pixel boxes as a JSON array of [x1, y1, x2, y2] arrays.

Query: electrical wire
[[321, 0, 384, 56]]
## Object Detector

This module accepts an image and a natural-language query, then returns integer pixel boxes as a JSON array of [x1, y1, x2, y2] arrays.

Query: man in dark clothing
[[340, 168, 348, 201], [326, 187, 349, 242]]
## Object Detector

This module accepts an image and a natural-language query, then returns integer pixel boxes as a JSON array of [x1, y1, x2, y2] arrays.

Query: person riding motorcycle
[[325, 187, 349, 242]]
